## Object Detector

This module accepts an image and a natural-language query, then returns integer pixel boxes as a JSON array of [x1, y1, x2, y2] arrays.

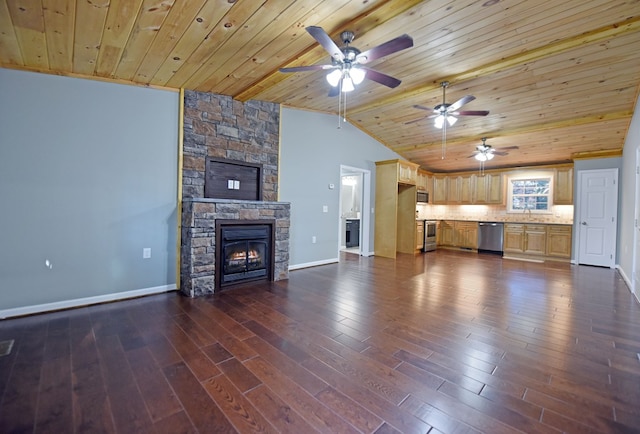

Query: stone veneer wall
[[180, 90, 288, 296], [180, 199, 290, 297], [182, 90, 280, 200]]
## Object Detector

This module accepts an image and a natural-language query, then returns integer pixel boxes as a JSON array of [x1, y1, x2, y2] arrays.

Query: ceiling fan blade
[[498, 146, 519, 150], [413, 104, 434, 112], [306, 26, 344, 62], [356, 34, 413, 64], [493, 151, 509, 156], [328, 85, 339, 97], [447, 95, 475, 112], [405, 116, 429, 125], [361, 67, 401, 88], [279, 64, 333, 73], [454, 110, 490, 116]]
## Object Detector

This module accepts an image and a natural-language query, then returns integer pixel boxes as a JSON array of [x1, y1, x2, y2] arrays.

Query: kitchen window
[[508, 177, 552, 213]]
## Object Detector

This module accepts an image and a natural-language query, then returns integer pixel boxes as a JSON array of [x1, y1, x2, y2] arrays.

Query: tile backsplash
[[416, 203, 574, 225]]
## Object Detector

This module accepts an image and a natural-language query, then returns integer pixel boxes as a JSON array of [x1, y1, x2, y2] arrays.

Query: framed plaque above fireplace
[[205, 158, 262, 201]]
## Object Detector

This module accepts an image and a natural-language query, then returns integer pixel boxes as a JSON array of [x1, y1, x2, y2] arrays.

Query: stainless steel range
[[423, 220, 437, 252]]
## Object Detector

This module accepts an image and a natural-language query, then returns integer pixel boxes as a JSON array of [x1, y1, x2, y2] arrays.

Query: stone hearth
[[180, 198, 290, 297]]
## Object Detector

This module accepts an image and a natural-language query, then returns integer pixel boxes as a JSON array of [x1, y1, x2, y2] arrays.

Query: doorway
[[576, 168, 618, 267], [339, 165, 371, 256]]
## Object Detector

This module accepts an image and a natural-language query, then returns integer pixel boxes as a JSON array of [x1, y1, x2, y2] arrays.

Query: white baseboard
[[289, 258, 339, 271], [0, 284, 178, 319]]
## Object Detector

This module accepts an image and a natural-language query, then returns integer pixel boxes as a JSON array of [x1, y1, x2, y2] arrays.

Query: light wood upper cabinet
[[546, 225, 572, 258], [398, 160, 418, 185], [447, 176, 460, 202], [416, 170, 429, 192], [458, 175, 473, 203], [474, 173, 504, 204], [554, 167, 573, 205], [432, 176, 448, 204]]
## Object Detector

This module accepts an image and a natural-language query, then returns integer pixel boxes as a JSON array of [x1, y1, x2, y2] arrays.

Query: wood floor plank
[[162, 361, 236, 433], [1, 249, 639, 433]]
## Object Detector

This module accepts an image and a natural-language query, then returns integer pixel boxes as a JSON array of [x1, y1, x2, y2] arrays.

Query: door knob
[[581, 221, 587, 225]]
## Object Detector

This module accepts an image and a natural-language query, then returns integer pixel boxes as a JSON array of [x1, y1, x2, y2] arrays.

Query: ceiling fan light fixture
[[341, 74, 355, 92], [434, 114, 445, 129], [475, 153, 487, 162], [326, 69, 342, 87], [350, 67, 366, 85], [486, 152, 495, 160], [447, 115, 457, 127]]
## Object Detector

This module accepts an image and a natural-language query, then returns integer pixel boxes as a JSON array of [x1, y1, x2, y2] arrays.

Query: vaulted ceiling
[[1, 0, 639, 172]]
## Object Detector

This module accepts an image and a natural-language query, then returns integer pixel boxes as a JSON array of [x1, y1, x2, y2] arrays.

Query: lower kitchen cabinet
[[439, 220, 455, 246], [455, 221, 478, 249], [504, 223, 571, 260], [523, 224, 546, 255], [416, 220, 424, 250], [504, 224, 525, 253], [546, 225, 572, 258]]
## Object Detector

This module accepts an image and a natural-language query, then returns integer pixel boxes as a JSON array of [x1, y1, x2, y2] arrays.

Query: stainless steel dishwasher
[[478, 222, 504, 254]]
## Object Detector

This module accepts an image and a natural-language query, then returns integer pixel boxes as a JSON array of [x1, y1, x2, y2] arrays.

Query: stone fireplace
[[179, 91, 289, 297]]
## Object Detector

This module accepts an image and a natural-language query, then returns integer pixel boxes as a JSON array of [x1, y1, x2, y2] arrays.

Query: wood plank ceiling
[[1, 0, 639, 172]]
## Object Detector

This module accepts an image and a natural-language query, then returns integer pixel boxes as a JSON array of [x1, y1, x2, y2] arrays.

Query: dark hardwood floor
[[1, 249, 639, 433]]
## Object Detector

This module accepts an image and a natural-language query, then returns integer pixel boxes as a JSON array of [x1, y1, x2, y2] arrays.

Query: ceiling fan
[[408, 81, 490, 159], [279, 26, 413, 96], [468, 137, 518, 173]]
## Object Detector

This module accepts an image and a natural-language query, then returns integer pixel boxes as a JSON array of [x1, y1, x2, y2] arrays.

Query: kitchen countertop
[[430, 218, 573, 225]]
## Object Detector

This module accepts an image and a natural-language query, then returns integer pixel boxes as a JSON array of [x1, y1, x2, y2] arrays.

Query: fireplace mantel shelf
[[184, 197, 290, 206]]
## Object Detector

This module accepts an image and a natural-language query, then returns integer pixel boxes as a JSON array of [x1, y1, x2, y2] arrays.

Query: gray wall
[[279, 107, 401, 267], [619, 95, 640, 299], [572, 157, 623, 262], [0, 69, 179, 314]]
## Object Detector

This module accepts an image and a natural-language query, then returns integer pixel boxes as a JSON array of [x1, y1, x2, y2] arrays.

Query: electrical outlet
[[312, 236, 317, 244], [323, 205, 328, 213], [143, 248, 151, 259]]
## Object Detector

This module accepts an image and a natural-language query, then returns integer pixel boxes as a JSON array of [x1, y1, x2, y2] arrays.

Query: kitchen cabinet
[[374, 159, 420, 258], [524, 224, 547, 255], [474, 173, 504, 204], [416, 170, 429, 192], [416, 220, 424, 250], [398, 160, 418, 185], [504, 224, 525, 253], [554, 167, 573, 205], [546, 225, 572, 258], [432, 176, 448, 204], [455, 221, 478, 249], [504, 223, 548, 256], [439, 220, 456, 246], [460, 175, 474, 203]]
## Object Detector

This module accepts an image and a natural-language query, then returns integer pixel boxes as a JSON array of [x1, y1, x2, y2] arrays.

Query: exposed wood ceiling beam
[[350, 15, 640, 115], [234, 0, 424, 102], [393, 110, 633, 153]]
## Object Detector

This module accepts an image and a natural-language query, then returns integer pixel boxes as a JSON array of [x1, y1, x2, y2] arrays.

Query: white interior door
[[577, 169, 618, 267], [339, 165, 370, 257]]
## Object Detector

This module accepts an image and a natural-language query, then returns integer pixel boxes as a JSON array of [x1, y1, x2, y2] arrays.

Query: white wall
[[618, 95, 640, 297], [279, 107, 401, 267], [0, 69, 179, 316]]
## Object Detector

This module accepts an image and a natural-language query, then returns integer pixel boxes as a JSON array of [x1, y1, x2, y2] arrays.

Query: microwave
[[417, 192, 429, 203]]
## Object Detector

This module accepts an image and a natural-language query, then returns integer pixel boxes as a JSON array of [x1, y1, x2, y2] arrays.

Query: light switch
[[323, 205, 328, 213]]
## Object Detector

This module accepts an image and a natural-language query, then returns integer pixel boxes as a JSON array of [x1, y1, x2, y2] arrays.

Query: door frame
[[575, 168, 618, 268], [339, 165, 371, 257], [633, 148, 640, 298]]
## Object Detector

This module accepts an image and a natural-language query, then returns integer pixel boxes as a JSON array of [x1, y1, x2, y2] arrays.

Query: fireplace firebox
[[216, 220, 275, 288]]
